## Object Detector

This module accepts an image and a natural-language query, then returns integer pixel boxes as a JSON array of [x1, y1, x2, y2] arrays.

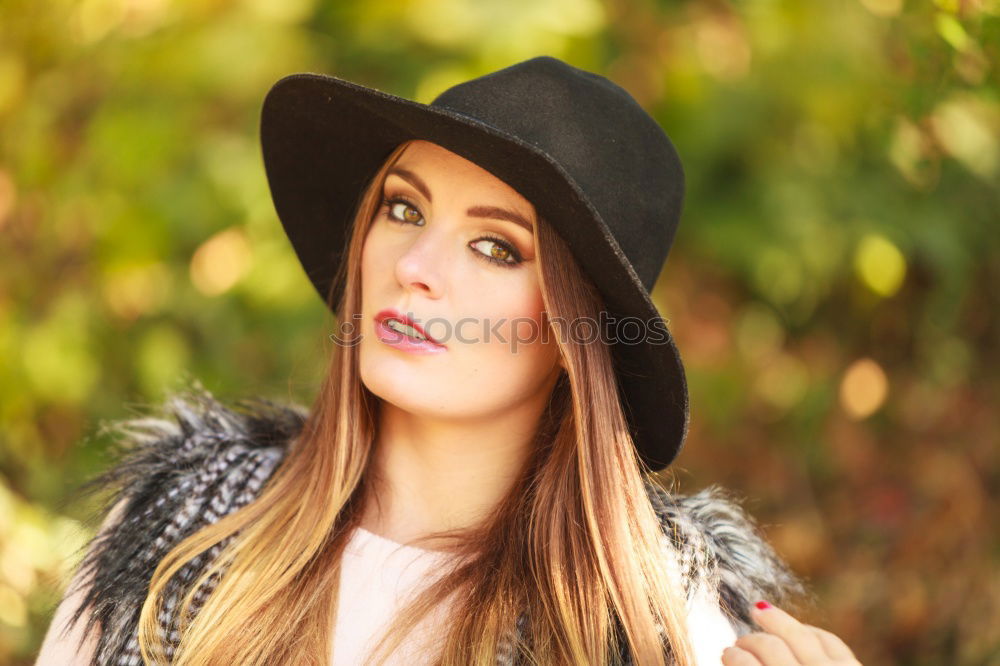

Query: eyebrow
[[386, 166, 534, 234]]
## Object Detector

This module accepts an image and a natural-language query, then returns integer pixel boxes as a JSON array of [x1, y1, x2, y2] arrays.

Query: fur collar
[[66, 381, 806, 665]]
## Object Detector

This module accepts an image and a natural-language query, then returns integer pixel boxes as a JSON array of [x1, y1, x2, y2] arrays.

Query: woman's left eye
[[470, 236, 522, 267], [383, 196, 522, 268]]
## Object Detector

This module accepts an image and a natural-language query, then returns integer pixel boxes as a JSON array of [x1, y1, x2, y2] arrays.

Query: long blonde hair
[[137, 139, 697, 666]]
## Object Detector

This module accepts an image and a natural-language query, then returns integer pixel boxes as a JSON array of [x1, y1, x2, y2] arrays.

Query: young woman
[[36, 56, 861, 666]]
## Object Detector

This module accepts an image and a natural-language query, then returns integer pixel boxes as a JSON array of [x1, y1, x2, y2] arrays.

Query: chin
[[361, 362, 434, 405]]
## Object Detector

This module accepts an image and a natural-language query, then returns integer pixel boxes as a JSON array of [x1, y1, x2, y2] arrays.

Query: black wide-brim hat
[[259, 56, 689, 472]]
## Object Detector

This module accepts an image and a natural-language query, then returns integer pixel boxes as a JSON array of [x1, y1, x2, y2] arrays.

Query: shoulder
[[84, 380, 307, 492], [64, 380, 307, 664], [76, 381, 306, 549], [643, 479, 809, 636]]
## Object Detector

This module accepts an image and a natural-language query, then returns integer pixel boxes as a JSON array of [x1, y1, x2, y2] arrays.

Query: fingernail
[[755, 600, 772, 610]]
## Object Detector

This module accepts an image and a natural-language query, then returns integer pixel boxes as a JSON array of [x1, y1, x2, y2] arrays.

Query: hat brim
[[260, 72, 689, 471]]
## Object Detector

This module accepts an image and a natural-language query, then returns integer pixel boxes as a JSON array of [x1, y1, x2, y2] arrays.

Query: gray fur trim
[[61, 382, 806, 665], [64, 382, 305, 665], [647, 483, 809, 637]]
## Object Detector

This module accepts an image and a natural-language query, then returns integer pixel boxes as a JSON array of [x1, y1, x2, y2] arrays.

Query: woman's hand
[[720, 601, 862, 666]]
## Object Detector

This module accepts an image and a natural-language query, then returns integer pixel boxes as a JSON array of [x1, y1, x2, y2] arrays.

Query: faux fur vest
[[65, 383, 806, 665]]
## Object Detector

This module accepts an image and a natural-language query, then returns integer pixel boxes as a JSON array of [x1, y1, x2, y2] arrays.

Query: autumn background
[[1, 0, 997, 664]]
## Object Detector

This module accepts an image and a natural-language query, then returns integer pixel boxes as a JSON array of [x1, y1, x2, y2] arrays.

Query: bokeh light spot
[[840, 357, 889, 419], [854, 233, 906, 297], [754, 351, 809, 411], [190, 227, 252, 296]]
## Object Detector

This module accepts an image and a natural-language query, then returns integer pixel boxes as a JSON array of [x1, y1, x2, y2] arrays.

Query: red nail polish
[[755, 600, 772, 610]]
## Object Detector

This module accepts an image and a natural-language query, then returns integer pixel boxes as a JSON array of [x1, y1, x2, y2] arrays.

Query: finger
[[732, 631, 798, 666], [805, 624, 858, 661], [721, 645, 763, 666], [751, 601, 827, 664]]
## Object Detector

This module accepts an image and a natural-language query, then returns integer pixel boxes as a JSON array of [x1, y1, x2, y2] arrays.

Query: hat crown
[[430, 56, 685, 292]]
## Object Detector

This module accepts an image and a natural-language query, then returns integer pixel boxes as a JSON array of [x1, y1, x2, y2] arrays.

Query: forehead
[[394, 139, 478, 170], [391, 141, 533, 206]]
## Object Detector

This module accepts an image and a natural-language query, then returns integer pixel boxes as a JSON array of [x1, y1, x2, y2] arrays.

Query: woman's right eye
[[383, 197, 424, 226]]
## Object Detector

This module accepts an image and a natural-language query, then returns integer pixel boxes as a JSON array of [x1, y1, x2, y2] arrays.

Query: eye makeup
[[380, 194, 526, 269]]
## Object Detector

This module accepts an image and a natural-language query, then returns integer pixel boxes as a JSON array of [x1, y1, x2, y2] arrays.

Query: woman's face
[[358, 140, 563, 423]]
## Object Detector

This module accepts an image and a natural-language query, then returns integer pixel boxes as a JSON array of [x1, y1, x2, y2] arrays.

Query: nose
[[394, 227, 445, 298]]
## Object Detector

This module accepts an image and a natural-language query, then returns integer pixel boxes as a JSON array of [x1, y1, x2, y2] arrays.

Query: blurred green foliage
[[1, 0, 997, 664]]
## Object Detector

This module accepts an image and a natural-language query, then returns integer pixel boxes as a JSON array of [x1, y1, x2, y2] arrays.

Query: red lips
[[374, 308, 442, 345]]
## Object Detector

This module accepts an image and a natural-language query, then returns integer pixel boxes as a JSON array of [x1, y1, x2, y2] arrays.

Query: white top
[[332, 526, 738, 665], [332, 526, 457, 665]]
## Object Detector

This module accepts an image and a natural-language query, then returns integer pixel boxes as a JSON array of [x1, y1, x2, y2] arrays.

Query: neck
[[358, 395, 549, 548]]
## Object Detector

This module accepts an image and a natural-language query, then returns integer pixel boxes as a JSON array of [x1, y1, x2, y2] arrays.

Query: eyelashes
[[380, 195, 524, 268]]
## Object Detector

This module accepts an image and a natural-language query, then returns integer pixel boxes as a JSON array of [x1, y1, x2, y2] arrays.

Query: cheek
[[464, 275, 551, 358], [360, 226, 383, 275], [360, 226, 396, 294]]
